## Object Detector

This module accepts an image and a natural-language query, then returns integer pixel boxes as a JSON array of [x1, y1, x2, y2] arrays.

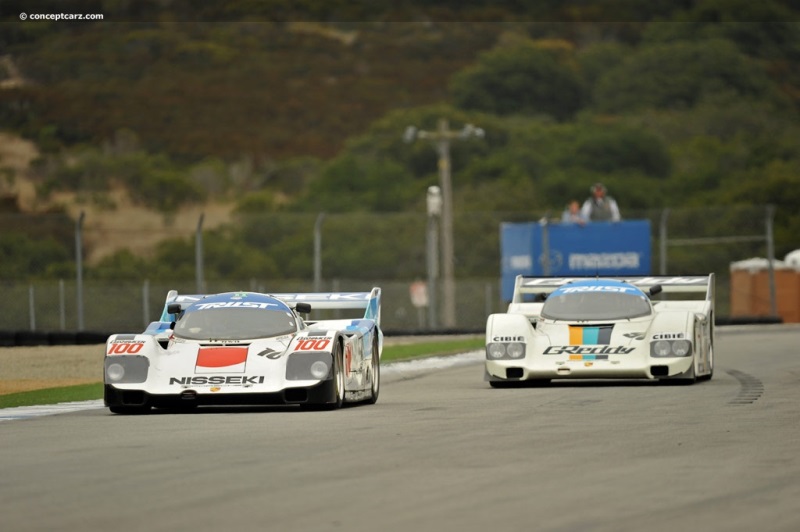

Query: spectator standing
[[561, 200, 586, 225], [581, 182, 621, 222]]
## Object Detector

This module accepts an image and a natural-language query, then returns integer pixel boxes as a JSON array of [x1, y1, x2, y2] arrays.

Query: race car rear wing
[[271, 287, 382, 324], [158, 287, 382, 325], [512, 274, 715, 303]]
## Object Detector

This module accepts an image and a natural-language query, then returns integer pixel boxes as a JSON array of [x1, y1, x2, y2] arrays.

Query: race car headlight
[[506, 343, 525, 359], [653, 340, 671, 357], [650, 339, 692, 358], [671, 340, 691, 356], [487, 342, 526, 360], [487, 343, 506, 360], [104, 356, 149, 383], [287, 352, 333, 380], [106, 363, 125, 382], [309, 360, 330, 379]]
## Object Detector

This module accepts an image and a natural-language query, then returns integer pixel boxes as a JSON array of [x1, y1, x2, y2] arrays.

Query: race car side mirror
[[295, 303, 312, 314], [648, 285, 663, 297], [167, 303, 182, 314]]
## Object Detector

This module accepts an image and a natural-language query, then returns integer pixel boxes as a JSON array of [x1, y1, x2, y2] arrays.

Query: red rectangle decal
[[196, 346, 248, 374]]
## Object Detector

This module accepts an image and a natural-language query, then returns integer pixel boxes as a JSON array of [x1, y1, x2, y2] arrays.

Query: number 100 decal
[[295, 338, 332, 351], [107, 342, 144, 354]]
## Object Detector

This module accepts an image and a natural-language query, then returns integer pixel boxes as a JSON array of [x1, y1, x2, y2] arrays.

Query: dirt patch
[[0, 344, 105, 395], [0, 336, 473, 395], [0, 131, 236, 264]]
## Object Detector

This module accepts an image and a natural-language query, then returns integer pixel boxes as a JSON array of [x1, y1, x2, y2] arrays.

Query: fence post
[[540, 216, 550, 276], [766, 205, 777, 316], [314, 213, 326, 293], [659, 208, 669, 275], [28, 284, 35, 331], [75, 211, 85, 331], [485, 282, 493, 318], [59, 279, 66, 330], [196, 213, 205, 294], [142, 279, 150, 327]]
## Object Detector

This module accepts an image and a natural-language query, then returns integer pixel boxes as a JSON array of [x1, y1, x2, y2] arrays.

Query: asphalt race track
[[2, 325, 799, 532]]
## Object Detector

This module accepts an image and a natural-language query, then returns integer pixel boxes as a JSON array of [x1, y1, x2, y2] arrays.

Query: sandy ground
[[0, 344, 106, 395], [0, 336, 477, 395]]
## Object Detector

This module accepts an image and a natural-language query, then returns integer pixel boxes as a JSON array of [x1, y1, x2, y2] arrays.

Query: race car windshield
[[541, 292, 652, 321], [173, 308, 297, 340]]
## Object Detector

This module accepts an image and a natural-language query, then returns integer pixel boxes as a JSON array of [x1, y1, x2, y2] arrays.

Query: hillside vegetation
[[0, 0, 799, 282]]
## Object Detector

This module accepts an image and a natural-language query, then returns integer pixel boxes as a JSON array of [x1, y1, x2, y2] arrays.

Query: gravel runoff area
[[0, 344, 106, 395], [0, 335, 482, 395]]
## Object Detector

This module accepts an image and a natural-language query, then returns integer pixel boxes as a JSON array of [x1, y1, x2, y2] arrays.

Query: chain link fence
[[0, 205, 783, 340]]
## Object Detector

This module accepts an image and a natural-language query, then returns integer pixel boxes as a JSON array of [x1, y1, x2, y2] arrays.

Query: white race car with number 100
[[104, 288, 382, 414]]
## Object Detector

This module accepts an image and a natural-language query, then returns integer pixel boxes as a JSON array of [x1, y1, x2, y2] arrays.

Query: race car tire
[[698, 344, 714, 381], [109, 405, 151, 415], [331, 341, 345, 408], [365, 335, 380, 405]]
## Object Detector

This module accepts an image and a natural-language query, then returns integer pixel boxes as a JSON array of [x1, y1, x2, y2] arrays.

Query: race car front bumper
[[486, 355, 694, 382], [104, 378, 338, 408]]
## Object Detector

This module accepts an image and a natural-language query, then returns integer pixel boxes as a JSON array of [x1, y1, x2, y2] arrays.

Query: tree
[[450, 40, 588, 121], [593, 39, 784, 113]]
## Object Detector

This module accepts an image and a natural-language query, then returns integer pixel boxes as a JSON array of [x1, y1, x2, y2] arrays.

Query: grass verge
[[0, 337, 484, 408], [380, 337, 483, 362], [0, 383, 104, 409]]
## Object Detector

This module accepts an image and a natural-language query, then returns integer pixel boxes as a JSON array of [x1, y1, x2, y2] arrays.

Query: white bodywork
[[103, 288, 382, 413], [485, 276, 715, 385]]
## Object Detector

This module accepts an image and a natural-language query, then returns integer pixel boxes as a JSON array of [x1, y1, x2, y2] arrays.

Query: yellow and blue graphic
[[568, 325, 613, 361], [569, 325, 613, 345]]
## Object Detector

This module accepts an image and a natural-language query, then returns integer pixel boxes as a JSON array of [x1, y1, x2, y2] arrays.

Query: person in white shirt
[[581, 183, 621, 222], [561, 200, 586, 225]]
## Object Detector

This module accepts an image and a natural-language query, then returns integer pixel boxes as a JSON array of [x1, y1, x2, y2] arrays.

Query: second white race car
[[486, 275, 715, 386]]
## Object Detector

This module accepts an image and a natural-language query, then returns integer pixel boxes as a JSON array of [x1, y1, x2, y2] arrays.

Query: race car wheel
[[365, 335, 380, 405], [332, 340, 345, 408], [699, 344, 714, 381], [312, 340, 345, 410]]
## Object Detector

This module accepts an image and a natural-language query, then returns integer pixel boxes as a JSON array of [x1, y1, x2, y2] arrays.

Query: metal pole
[[142, 279, 150, 327], [314, 213, 326, 292], [405, 118, 483, 328], [437, 119, 456, 328], [59, 279, 65, 331], [75, 211, 85, 331], [659, 208, 670, 275], [195, 213, 205, 293], [427, 216, 439, 330], [766, 205, 777, 316], [28, 284, 35, 331], [540, 217, 550, 276], [426, 186, 441, 330]]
